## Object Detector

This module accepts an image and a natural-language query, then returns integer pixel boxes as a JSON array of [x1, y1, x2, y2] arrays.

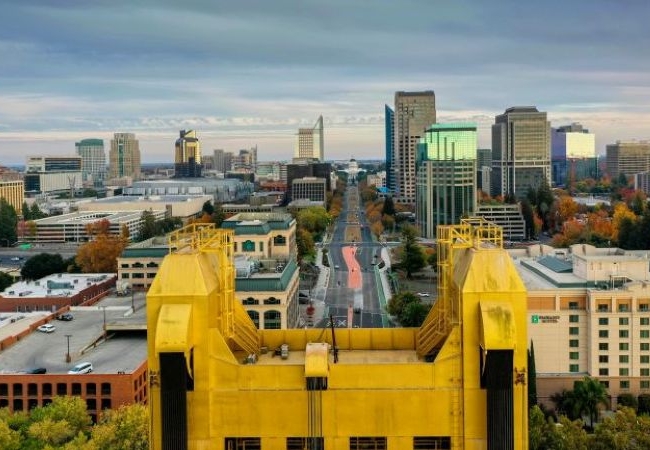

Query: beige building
[[606, 140, 650, 180], [0, 181, 24, 216], [117, 236, 168, 291], [109, 133, 141, 181], [295, 116, 324, 161], [514, 243, 650, 408], [77, 194, 211, 221], [221, 212, 297, 260]]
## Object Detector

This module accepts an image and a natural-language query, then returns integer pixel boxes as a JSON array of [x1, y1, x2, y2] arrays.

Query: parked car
[[68, 362, 93, 374], [37, 324, 56, 333], [417, 292, 430, 298], [25, 367, 47, 374], [56, 313, 74, 321]]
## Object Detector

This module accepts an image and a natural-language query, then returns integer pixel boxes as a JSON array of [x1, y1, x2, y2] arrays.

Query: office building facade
[[392, 91, 436, 204], [0, 181, 24, 216], [213, 149, 233, 173], [109, 133, 141, 181], [24, 156, 83, 195], [384, 105, 395, 192], [606, 141, 650, 180], [415, 123, 476, 238], [491, 106, 551, 198], [551, 124, 596, 187], [75, 139, 106, 185], [295, 116, 324, 161], [174, 130, 202, 178]]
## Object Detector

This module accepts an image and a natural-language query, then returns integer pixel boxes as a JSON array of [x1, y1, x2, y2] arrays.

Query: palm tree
[[573, 376, 608, 429]]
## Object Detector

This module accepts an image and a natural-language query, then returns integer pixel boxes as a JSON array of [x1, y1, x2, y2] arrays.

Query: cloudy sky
[[0, 0, 649, 165]]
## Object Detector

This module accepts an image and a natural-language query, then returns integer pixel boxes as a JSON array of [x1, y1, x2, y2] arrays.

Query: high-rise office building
[[415, 123, 477, 238], [232, 147, 257, 172], [393, 91, 436, 204], [491, 106, 551, 198], [476, 148, 492, 194], [384, 105, 395, 192], [174, 130, 202, 178], [109, 133, 141, 181], [24, 156, 83, 195], [606, 141, 650, 180], [75, 138, 106, 185], [213, 149, 233, 174], [551, 123, 596, 187], [294, 116, 324, 161]]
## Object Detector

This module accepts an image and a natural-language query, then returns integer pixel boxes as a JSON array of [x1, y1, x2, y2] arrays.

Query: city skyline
[[0, 1, 649, 164]]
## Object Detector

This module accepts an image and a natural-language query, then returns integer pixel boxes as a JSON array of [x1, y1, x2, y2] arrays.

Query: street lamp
[[65, 334, 72, 363], [101, 306, 107, 339]]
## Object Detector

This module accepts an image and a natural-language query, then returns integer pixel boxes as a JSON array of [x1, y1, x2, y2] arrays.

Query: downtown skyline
[[0, 0, 649, 164]]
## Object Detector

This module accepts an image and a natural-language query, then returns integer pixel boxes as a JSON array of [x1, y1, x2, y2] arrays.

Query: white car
[[68, 362, 93, 374], [417, 292, 430, 298], [37, 324, 56, 333]]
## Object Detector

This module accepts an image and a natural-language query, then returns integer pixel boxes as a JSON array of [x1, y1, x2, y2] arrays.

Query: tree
[[639, 394, 650, 415], [399, 225, 425, 278], [370, 221, 384, 239], [76, 221, 128, 273], [202, 200, 215, 216], [528, 405, 546, 450], [89, 404, 148, 450], [212, 203, 226, 227], [21, 253, 66, 280], [382, 196, 396, 217], [29, 203, 46, 220], [573, 376, 608, 429], [0, 420, 21, 450], [521, 199, 536, 239], [296, 228, 315, 262], [138, 210, 158, 241], [590, 407, 650, 450], [528, 341, 538, 408], [0, 272, 14, 292], [0, 198, 18, 246], [557, 195, 579, 224], [617, 393, 638, 412]]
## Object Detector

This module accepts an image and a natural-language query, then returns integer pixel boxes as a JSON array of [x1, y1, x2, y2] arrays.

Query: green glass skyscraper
[[416, 123, 477, 238]]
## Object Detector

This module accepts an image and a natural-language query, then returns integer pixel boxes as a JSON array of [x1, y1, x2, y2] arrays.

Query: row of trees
[[0, 397, 147, 449]]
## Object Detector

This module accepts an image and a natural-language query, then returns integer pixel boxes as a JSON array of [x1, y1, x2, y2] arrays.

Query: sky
[[0, 0, 649, 165]]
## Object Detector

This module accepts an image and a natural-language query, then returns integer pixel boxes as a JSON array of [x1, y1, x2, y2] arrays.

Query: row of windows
[[0, 397, 111, 413], [572, 341, 650, 351], [247, 310, 282, 329], [593, 329, 650, 338], [224, 436, 451, 450], [120, 262, 159, 269], [242, 297, 282, 305], [597, 355, 650, 364], [567, 300, 650, 312], [570, 315, 650, 326], [0, 382, 111, 397]]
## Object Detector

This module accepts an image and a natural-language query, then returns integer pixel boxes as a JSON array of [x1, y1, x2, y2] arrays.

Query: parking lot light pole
[[65, 334, 71, 363], [101, 306, 107, 339]]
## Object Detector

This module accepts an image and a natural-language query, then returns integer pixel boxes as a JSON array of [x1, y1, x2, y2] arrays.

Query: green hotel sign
[[531, 315, 560, 324]]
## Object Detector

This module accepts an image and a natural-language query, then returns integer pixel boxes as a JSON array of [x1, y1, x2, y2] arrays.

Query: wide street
[[320, 183, 388, 328]]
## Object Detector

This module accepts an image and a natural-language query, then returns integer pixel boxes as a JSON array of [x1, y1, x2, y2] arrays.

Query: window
[[263, 310, 282, 330], [569, 364, 579, 373], [599, 355, 609, 363], [569, 339, 579, 348], [259, 242, 263, 252], [264, 297, 281, 305], [642, 380, 650, 389], [620, 368, 629, 376], [640, 304, 649, 312], [642, 355, 650, 364], [100, 399, 111, 410], [599, 330, 609, 338], [569, 327, 579, 335], [620, 343, 629, 351], [621, 380, 630, 389], [569, 352, 579, 360], [642, 369, 650, 377], [599, 368, 609, 376], [350, 437, 387, 450], [121, 273, 129, 279], [242, 298, 259, 305], [601, 381, 610, 388], [86, 383, 96, 395], [247, 311, 259, 329], [274, 235, 287, 246], [13, 384, 22, 396], [287, 438, 325, 450], [641, 330, 650, 339], [569, 315, 579, 323], [599, 318, 609, 326], [599, 343, 609, 351], [86, 398, 97, 410], [620, 330, 629, 338], [569, 301, 579, 310], [620, 355, 629, 364], [101, 383, 111, 395], [413, 437, 452, 450], [242, 240, 255, 252], [71, 383, 82, 395], [57, 383, 67, 395], [598, 304, 609, 312], [620, 317, 629, 325], [42, 383, 51, 396], [619, 304, 630, 312], [643, 343, 650, 351], [642, 318, 650, 326], [225, 438, 261, 450]]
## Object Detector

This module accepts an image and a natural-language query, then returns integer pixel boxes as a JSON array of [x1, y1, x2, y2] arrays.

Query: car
[[56, 313, 74, 321], [68, 362, 93, 374], [37, 324, 56, 333], [10, 257, 20, 262], [334, 265, 340, 269], [25, 367, 47, 374], [417, 292, 430, 298]]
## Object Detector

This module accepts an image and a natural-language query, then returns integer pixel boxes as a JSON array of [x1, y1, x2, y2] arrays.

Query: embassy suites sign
[[531, 315, 560, 324]]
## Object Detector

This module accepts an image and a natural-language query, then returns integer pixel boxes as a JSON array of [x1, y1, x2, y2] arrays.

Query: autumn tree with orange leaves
[[75, 219, 128, 273]]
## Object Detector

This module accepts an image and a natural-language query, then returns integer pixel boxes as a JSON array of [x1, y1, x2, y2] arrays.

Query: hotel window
[[620, 343, 629, 351], [599, 368, 609, 376], [569, 364, 579, 373], [599, 355, 609, 363], [620, 330, 629, 338], [599, 343, 609, 351], [620, 368, 629, 376], [570, 327, 579, 335], [598, 304, 609, 312], [601, 381, 610, 388], [570, 352, 579, 360], [619, 304, 630, 312], [569, 315, 579, 323], [642, 369, 650, 377], [621, 380, 630, 389], [620, 355, 630, 363], [569, 301, 579, 310], [569, 339, 579, 348], [640, 304, 649, 312], [641, 330, 650, 339], [620, 317, 629, 326], [642, 380, 650, 389], [642, 355, 650, 364], [643, 343, 650, 351], [642, 318, 650, 326], [598, 318, 609, 326], [599, 330, 609, 338]]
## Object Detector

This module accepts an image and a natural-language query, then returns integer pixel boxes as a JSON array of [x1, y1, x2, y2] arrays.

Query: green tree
[[296, 228, 315, 262], [521, 199, 536, 239], [202, 200, 215, 216], [0, 199, 18, 246], [22, 201, 31, 220], [29, 203, 46, 220], [400, 300, 430, 327], [590, 407, 650, 450], [573, 376, 608, 429], [399, 225, 425, 278], [617, 393, 638, 412], [212, 203, 226, 227], [89, 404, 148, 450], [138, 209, 158, 241], [528, 341, 538, 408], [0, 272, 14, 292], [21, 253, 66, 280], [382, 196, 396, 217], [528, 405, 546, 450], [638, 394, 650, 415]]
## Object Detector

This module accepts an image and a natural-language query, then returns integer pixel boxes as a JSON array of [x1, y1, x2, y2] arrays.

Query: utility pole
[[65, 334, 72, 363]]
